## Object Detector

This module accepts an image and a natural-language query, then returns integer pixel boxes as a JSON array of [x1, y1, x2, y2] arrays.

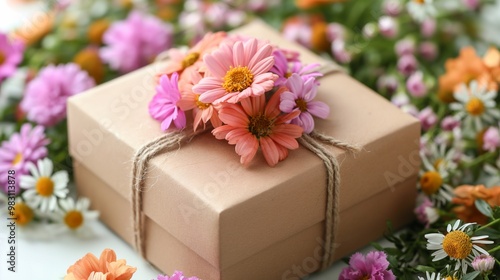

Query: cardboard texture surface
[[68, 20, 420, 279]]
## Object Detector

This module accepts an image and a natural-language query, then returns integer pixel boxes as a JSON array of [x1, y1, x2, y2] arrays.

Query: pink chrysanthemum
[[177, 68, 222, 131], [271, 49, 322, 87], [20, 63, 95, 127], [339, 251, 396, 280], [157, 271, 199, 280], [149, 72, 186, 131], [212, 87, 303, 166], [279, 74, 330, 134], [158, 32, 227, 78], [0, 33, 24, 81], [100, 11, 173, 73], [193, 38, 278, 104], [0, 124, 49, 194]]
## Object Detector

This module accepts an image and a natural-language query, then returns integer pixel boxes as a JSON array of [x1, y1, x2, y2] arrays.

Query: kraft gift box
[[67, 20, 420, 279]]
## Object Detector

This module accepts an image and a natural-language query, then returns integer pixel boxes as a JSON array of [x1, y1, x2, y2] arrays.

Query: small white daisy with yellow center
[[20, 158, 69, 213], [418, 272, 444, 280], [407, 0, 437, 22], [51, 197, 99, 237], [450, 81, 500, 133], [425, 220, 493, 275], [419, 154, 454, 205]]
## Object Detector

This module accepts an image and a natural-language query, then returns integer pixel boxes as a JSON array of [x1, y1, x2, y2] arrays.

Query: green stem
[[477, 218, 500, 232], [488, 244, 500, 254], [462, 152, 496, 169]]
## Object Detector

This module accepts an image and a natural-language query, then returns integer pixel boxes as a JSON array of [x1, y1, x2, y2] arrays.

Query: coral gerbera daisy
[[177, 68, 222, 131], [212, 87, 303, 166], [20, 158, 69, 213], [193, 38, 278, 104], [425, 220, 493, 274], [279, 73, 329, 134], [65, 248, 136, 280]]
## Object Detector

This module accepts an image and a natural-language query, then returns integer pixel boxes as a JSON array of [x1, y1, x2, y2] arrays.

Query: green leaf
[[476, 199, 494, 218], [415, 265, 436, 272], [462, 271, 481, 280]]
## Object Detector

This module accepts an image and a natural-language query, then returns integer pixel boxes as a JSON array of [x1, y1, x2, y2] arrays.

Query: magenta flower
[[20, 63, 95, 126], [483, 126, 500, 152], [414, 195, 438, 228], [0, 124, 49, 194], [193, 38, 278, 104], [378, 16, 398, 38], [472, 255, 495, 273], [395, 39, 415, 57], [100, 11, 173, 73], [149, 73, 186, 131], [441, 116, 461, 131], [406, 71, 428, 98], [340, 251, 396, 280], [397, 54, 418, 77], [156, 271, 199, 280], [420, 19, 436, 38], [0, 33, 24, 81], [279, 74, 329, 134], [417, 107, 438, 131], [271, 50, 322, 87], [419, 42, 438, 61]]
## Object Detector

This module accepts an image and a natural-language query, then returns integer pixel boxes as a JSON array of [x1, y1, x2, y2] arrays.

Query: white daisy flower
[[51, 197, 99, 238], [7, 197, 57, 240], [425, 220, 493, 275], [407, 0, 437, 22], [418, 272, 444, 280], [450, 81, 500, 133], [419, 153, 455, 205], [20, 158, 69, 213]]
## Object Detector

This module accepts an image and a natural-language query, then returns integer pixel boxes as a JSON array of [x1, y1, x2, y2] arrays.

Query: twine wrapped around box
[[130, 63, 359, 270]]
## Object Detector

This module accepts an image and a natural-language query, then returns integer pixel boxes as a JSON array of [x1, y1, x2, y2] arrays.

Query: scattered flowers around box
[[1, 0, 500, 279]]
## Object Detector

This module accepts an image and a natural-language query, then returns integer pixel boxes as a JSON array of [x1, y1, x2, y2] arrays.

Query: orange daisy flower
[[64, 248, 136, 280], [212, 87, 303, 166], [452, 185, 500, 224]]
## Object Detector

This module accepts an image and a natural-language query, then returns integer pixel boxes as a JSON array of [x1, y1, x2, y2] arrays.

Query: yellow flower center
[[195, 95, 210, 110], [442, 231, 472, 260], [0, 51, 5, 65], [433, 158, 444, 169], [296, 99, 308, 112], [11, 202, 34, 226], [35, 177, 54, 197], [87, 19, 110, 45], [182, 52, 200, 69], [285, 72, 292, 78], [222, 66, 254, 93], [12, 153, 23, 166], [420, 171, 443, 195], [248, 114, 273, 139], [466, 98, 485, 116], [64, 210, 84, 229]]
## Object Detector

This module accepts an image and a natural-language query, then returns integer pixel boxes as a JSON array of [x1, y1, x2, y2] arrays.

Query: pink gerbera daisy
[[149, 72, 186, 131], [193, 38, 278, 104], [212, 87, 303, 166], [0, 124, 49, 194], [0, 32, 24, 81], [279, 73, 330, 134], [177, 68, 222, 131]]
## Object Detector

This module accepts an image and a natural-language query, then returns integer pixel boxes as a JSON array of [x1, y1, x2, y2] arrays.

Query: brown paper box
[[67, 20, 420, 279]]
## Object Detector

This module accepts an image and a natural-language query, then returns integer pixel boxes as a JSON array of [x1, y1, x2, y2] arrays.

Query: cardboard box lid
[[68, 20, 420, 270]]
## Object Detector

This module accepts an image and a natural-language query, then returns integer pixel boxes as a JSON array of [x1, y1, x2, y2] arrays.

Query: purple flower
[[395, 39, 415, 56], [472, 255, 495, 273], [156, 271, 199, 280], [441, 116, 461, 131], [420, 19, 436, 38], [406, 71, 428, 98], [0, 33, 24, 81], [419, 42, 438, 61], [378, 75, 399, 95], [271, 50, 322, 87], [20, 63, 95, 127], [280, 74, 329, 134], [378, 16, 398, 38], [149, 73, 186, 131], [397, 54, 418, 77], [417, 107, 438, 131], [0, 124, 49, 194], [383, 0, 402, 16], [282, 22, 312, 48], [391, 94, 410, 108], [414, 194, 438, 228], [332, 40, 352, 64], [326, 23, 345, 42], [339, 251, 396, 280], [463, 0, 480, 10], [100, 11, 173, 73], [483, 126, 500, 152]]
